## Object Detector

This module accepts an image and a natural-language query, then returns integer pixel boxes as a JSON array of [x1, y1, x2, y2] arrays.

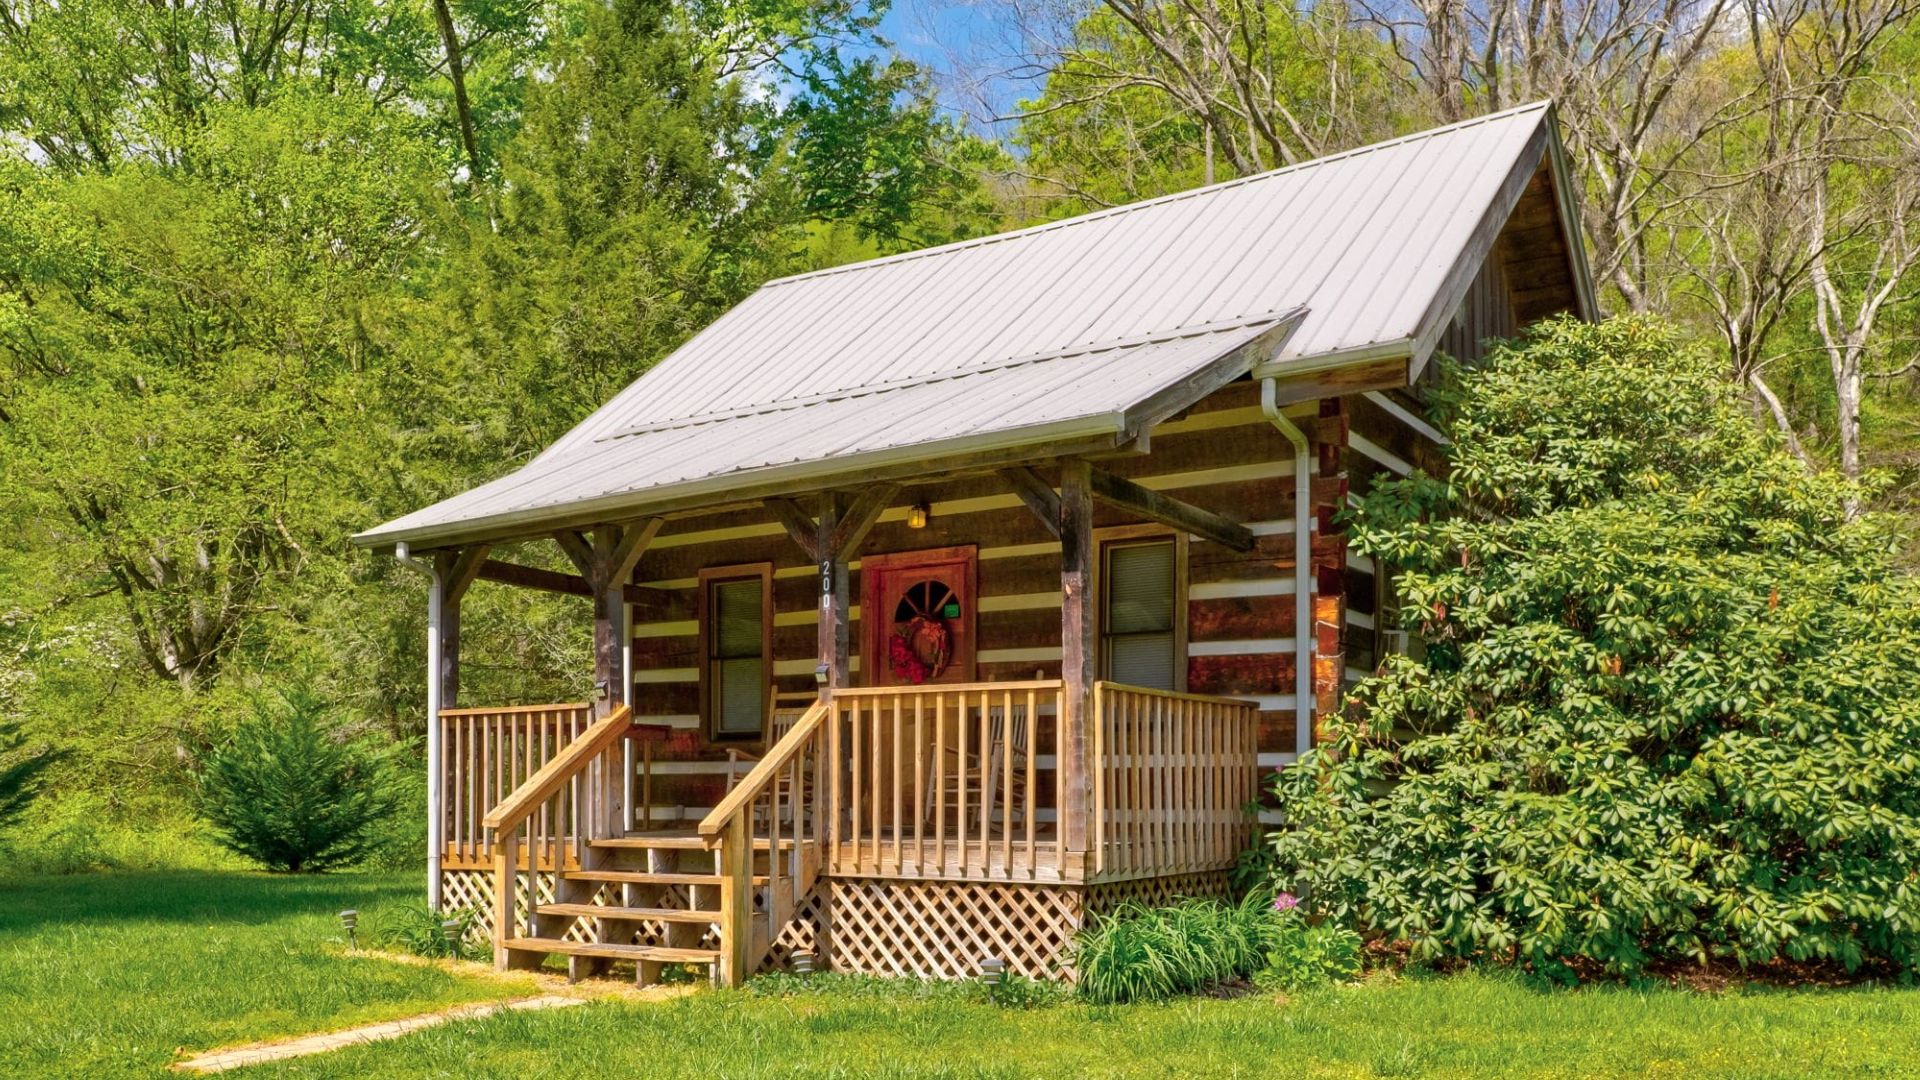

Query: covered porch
[[406, 447, 1278, 985]]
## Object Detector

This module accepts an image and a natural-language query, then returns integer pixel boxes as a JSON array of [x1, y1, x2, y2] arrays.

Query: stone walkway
[[171, 995, 584, 1073]]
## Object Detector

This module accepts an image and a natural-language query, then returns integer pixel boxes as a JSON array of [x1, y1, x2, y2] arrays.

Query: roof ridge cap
[[758, 102, 1554, 290]]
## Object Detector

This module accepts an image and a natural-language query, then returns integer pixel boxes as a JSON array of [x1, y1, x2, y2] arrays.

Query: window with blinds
[[706, 575, 767, 738], [1101, 538, 1178, 691]]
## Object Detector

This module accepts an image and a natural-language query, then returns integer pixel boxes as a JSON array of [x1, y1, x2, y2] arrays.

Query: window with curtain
[[1101, 538, 1177, 691], [706, 574, 767, 738]]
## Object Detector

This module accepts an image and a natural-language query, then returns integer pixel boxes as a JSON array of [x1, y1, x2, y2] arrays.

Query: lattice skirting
[[823, 879, 1086, 981], [1085, 869, 1236, 919], [443, 868, 1238, 979]]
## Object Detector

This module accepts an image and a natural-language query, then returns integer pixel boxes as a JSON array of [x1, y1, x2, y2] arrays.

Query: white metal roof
[[359, 102, 1577, 549]]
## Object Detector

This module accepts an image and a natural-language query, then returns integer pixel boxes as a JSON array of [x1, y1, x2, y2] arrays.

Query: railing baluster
[[890, 693, 903, 874], [851, 698, 864, 874], [1025, 687, 1037, 880], [934, 692, 947, 876], [955, 690, 968, 873], [1006, 687, 1021, 876], [913, 694, 925, 873]]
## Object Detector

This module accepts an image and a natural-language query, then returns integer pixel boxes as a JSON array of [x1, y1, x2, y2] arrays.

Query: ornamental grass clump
[[1075, 895, 1272, 1003], [1269, 316, 1920, 981]]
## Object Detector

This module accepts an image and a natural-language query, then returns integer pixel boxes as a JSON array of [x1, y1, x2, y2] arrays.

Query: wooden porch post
[[766, 487, 893, 692], [556, 519, 661, 843], [1057, 458, 1094, 854], [556, 520, 662, 717], [431, 548, 491, 711], [816, 494, 852, 689]]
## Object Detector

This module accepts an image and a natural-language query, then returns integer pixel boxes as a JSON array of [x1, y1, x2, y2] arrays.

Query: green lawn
[[5, 871, 1920, 1079], [0, 870, 535, 1078]]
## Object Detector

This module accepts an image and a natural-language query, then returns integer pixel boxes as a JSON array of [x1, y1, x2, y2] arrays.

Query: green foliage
[[371, 901, 485, 961], [747, 968, 1068, 1008], [1270, 316, 1920, 978], [1074, 895, 1272, 1004], [192, 685, 402, 872], [1255, 906, 1362, 993]]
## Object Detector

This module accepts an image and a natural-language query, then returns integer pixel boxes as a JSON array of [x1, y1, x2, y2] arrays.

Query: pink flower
[[1272, 892, 1299, 913]]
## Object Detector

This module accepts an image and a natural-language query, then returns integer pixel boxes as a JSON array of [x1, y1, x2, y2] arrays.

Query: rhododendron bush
[[1267, 317, 1920, 979]]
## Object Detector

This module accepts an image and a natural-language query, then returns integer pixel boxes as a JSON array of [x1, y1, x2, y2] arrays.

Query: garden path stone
[[170, 995, 584, 1073]]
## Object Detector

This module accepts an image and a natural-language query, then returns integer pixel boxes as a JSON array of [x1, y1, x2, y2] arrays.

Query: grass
[[4, 871, 1920, 1078], [243, 970, 1920, 1079], [0, 870, 535, 1078]]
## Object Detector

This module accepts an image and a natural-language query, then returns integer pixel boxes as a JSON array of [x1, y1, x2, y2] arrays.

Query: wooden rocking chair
[[923, 703, 1030, 836]]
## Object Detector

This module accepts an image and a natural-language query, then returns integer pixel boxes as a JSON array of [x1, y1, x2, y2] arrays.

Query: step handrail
[[697, 697, 829, 839], [697, 695, 830, 986], [483, 703, 632, 834]]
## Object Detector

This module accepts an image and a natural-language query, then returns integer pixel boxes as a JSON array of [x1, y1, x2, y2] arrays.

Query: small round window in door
[[886, 580, 959, 684]]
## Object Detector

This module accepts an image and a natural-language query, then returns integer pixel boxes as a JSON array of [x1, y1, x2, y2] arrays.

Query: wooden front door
[[861, 546, 977, 687]]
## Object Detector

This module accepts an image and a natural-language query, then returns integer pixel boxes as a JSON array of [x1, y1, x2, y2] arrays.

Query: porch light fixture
[[339, 910, 358, 949], [906, 501, 930, 530]]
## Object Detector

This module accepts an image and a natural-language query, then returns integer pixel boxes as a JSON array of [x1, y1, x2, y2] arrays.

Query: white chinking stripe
[[1349, 431, 1413, 477]]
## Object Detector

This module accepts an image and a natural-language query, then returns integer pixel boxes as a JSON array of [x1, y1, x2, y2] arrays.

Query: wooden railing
[[1091, 683, 1260, 879], [481, 704, 632, 964], [826, 681, 1067, 882], [698, 698, 830, 987], [439, 703, 593, 868]]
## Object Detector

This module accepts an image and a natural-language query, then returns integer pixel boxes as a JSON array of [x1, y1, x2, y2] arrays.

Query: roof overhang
[[354, 308, 1307, 554], [1250, 102, 1599, 389]]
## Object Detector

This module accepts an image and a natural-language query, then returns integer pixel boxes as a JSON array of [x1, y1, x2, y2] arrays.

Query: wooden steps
[[562, 869, 769, 887], [590, 834, 793, 852], [533, 902, 723, 923], [503, 937, 718, 965]]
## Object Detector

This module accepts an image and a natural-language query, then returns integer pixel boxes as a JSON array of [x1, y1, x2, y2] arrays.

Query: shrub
[[1075, 895, 1271, 1004], [192, 685, 401, 872], [1269, 316, 1920, 979], [1256, 896, 1362, 993]]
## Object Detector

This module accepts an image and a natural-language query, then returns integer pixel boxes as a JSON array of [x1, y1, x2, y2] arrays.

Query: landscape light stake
[[792, 950, 816, 976], [441, 918, 465, 958], [980, 957, 1005, 989], [339, 910, 358, 949]]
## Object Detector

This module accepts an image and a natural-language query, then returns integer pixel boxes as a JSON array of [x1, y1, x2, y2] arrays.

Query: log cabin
[[352, 101, 1598, 986]]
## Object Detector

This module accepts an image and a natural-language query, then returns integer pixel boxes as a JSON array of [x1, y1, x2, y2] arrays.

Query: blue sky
[[871, 0, 1047, 132]]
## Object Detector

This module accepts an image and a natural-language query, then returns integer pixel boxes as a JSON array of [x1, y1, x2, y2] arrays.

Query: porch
[[437, 679, 1259, 983]]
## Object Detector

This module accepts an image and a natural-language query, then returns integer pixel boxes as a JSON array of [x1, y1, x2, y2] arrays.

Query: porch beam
[[1086, 464, 1255, 552], [762, 497, 820, 561], [998, 466, 1060, 538], [1057, 458, 1094, 855], [474, 558, 658, 604]]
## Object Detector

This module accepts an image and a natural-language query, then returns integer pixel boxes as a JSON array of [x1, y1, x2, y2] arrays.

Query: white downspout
[[395, 542, 445, 910], [1260, 380, 1315, 761]]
